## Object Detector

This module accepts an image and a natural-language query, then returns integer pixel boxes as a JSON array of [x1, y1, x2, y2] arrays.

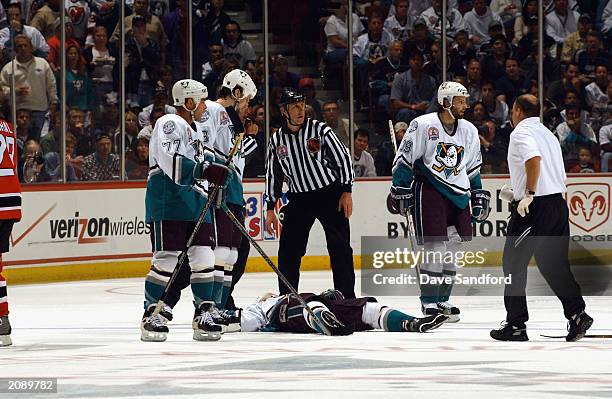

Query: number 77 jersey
[[0, 119, 21, 221], [145, 113, 211, 223]]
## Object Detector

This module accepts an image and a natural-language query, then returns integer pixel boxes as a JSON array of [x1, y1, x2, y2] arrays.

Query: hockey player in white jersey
[[140, 79, 231, 342], [153, 72, 259, 334], [208, 69, 257, 328], [390, 81, 491, 321]]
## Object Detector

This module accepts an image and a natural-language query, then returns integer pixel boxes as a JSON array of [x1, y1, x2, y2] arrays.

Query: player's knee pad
[[150, 250, 180, 277], [421, 241, 445, 274], [214, 246, 231, 267], [227, 248, 238, 268], [362, 302, 386, 329], [188, 246, 215, 272]]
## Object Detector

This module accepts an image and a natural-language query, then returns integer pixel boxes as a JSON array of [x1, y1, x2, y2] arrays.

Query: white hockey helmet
[[222, 69, 257, 100], [437, 81, 469, 108], [172, 79, 208, 109]]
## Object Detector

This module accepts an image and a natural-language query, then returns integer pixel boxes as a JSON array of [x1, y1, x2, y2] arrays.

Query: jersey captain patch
[[432, 142, 464, 178]]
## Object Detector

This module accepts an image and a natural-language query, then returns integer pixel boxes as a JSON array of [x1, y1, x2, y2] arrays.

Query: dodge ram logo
[[565, 183, 610, 233]]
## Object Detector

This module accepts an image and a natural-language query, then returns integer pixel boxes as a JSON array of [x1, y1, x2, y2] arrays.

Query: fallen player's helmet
[[172, 79, 208, 109], [222, 69, 257, 100], [437, 81, 469, 108]]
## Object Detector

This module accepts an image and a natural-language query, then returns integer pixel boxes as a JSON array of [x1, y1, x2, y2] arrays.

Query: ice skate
[[140, 304, 172, 342], [0, 316, 12, 346], [403, 314, 448, 332], [437, 301, 460, 323], [193, 303, 223, 341]]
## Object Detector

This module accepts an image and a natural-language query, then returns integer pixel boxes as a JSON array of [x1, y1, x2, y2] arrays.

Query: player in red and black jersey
[[0, 118, 21, 346]]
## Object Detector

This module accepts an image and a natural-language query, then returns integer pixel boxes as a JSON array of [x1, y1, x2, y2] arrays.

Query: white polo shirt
[[507, 117, 567, 200]]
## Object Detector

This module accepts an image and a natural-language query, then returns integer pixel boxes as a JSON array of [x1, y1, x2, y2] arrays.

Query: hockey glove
[[471, 189, 491, 223], [318, 310, 354, 336], [390, 185, 414, 216], [499, 184, 514, 203], [201, 162, 230, 186], [517, 191, 534, 217]]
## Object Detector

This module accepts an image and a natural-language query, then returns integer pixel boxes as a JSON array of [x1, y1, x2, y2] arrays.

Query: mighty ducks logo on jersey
[[432, 142, 464, 178], [162, 120, 175, 134], [201, 109, 210, 123]]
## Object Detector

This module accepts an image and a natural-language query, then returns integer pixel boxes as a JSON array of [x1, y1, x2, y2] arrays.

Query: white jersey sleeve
[[392, 117, 428, 187], [149, 114, 203, 186], [240, 296, 282, 332], [461, 121, 483, 187]]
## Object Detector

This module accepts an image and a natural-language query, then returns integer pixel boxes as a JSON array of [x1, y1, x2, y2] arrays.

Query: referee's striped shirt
[[265, 118, 354, 210]]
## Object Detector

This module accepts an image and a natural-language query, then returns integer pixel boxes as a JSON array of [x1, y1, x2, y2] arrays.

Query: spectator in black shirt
[[576, 30, 610, 80], [448, 30, 477, 76], [546, 63, 582, 108], [495, 57, 529, 106], [480, 34, 509, 82], [125, 15, 160, 108], [403, 18, 434, 64], [201, 42, 225, 99]]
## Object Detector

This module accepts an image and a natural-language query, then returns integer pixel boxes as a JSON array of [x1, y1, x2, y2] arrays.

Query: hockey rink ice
[[3, 270, 612, 399]]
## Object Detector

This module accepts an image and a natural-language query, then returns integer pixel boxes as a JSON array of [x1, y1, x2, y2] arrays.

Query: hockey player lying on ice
[[239, 289, 448, 335]]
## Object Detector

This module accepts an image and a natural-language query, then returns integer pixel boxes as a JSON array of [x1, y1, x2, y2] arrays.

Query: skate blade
[[193, 330, 222, 341], [224, 324, 241, 333], [0, 335, 12, 346], [140, 330, 167, 342], [443, 314, 460, 323]]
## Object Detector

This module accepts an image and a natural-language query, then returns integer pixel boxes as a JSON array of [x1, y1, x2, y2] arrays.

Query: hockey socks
[[212, 265, 225, 307], [220, 264, 234, 310], [419, 269, 442, 304], [379, 307, 414, 332], [144, 279, 166, 309], [363, 303, 415, 332], [439, 269, 456, 302]]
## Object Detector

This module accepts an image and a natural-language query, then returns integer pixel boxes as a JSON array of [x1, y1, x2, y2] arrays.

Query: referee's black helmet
[[279, 87, 305, 107]]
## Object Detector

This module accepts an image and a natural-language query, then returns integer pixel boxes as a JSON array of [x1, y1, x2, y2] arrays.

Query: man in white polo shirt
[[490, 94, 592, 342]]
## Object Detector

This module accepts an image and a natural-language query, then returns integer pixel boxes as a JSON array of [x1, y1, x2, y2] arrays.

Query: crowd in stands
[[315, 0, 612, 177], [1, 0, 267, 183], [5, 0, 612, 183]]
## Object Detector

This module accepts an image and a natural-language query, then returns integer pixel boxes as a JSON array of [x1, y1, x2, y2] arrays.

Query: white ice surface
[[2, 270, 612, 399]]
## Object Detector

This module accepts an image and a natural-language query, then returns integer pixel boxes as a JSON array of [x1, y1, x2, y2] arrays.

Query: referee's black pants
[[503, 194, 585, 328], [278, 184, 356, 298]]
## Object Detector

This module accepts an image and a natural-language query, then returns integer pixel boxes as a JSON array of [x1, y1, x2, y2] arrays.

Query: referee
[[490, 94, 592, 342], [265, 88, 356, 298]]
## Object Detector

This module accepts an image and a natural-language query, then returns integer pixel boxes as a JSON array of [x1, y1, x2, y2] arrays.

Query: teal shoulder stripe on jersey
[[392, 164, 414, 187], [469, 173, 482, 190], [415, 160, 469, 209]]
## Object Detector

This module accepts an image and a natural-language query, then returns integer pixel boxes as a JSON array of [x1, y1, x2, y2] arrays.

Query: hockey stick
[[151, 133, 245, 318], [218, 203, 337, 336], [388, 120, 398, 153], [388, 121, 421, 277], [541, 334, 612, 339]]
